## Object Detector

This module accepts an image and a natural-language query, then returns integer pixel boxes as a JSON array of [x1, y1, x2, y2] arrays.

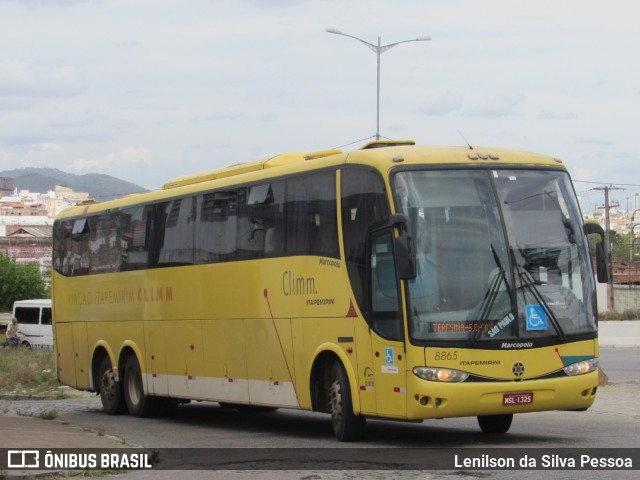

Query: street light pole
[[326, 28, 431, 140]]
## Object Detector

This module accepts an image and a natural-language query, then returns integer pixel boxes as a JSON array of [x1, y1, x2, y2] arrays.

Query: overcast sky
[[1, 0, 639, 213]]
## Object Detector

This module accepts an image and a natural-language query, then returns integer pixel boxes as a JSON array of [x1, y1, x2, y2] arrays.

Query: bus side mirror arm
[[583, 223, 609, 283]]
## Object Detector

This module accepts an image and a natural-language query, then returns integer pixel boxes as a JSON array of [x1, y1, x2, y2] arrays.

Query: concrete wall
[[596, 280, 640, 312], [612, 285, 640, 311]]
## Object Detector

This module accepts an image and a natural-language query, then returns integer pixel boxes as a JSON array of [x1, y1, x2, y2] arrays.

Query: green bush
[[0, 254, 49, 311], [0, 348, 60, 395]]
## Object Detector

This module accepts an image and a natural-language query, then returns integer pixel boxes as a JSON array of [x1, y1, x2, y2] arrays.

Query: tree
[[609, 231, 632, 263], [0, 254, 49, 311]]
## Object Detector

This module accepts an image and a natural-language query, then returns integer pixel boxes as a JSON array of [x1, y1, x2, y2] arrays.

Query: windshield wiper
[[511, 251, 566, 341], [468, 244, 512, 345]]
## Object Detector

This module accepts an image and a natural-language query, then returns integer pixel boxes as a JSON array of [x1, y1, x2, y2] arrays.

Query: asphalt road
[[2, 347, 638, 479], [599, 347, 640, 383]]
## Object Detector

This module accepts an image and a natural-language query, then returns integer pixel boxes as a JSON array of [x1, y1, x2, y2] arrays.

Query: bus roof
[[161, 149, 343, 190], [55, 142, 565, 219]]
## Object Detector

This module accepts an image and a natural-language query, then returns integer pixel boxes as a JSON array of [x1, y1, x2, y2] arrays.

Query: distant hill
[[0, 168, 147, 201]]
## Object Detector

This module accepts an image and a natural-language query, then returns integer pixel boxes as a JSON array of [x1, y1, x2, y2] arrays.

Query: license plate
[[503, 392, 534, 406]]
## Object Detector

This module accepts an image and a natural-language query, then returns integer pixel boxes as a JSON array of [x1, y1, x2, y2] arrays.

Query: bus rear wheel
[[123, 355, 155, 417], [328, 362, 365, 441], [98, 356, 125, 415], [477, 414, 513, 434]]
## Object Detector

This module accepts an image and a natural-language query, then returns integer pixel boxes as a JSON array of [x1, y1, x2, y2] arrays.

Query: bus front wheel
[[123, 355, 154, 417], [328, 362, 365, 441], [477, 414, 513, 434], [98, 356, 125, 415]]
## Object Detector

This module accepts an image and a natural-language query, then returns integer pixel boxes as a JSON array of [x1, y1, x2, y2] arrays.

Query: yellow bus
[[52, 140, 608, 441]]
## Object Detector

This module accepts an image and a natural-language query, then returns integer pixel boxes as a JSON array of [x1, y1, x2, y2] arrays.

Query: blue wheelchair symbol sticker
[[385, 347, 394, 365], [526, 304, 548, 331]]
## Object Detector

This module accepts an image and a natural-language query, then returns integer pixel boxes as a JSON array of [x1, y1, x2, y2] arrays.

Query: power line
[[574, 180, 640, 188]]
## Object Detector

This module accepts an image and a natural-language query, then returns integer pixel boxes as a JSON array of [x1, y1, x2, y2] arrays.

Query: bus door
[[368, 230, 407, 419]]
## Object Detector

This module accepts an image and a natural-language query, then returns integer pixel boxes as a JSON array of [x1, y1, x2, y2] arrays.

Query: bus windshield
[[393, 168, 596, 344]]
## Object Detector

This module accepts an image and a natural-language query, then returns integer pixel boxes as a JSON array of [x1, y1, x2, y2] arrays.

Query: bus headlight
[[563, 358, 599, 376], [413, 366, 469, 383]]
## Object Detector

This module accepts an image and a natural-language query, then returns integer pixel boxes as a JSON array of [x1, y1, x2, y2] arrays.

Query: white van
[[10, 299, 53, 349]]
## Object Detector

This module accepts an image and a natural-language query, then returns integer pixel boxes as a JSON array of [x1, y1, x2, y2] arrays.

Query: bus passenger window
[[237, 182, 285, 259], [196, 190, 239, 263], [157, 197, 197, 266], [89, 214, 122, 274], [286, 173, 338, 257], [120, 205, 154, 271]]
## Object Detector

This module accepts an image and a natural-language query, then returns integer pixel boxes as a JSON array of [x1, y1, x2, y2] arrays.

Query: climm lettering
[[282, 271, 318, 296], [138, 286, 173, 303]]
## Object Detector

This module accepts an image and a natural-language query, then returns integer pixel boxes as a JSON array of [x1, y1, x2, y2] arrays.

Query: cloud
[[537, 110, 577, 120], [202, 111, 248, 122], [414, 91, 524, 118], [414, 91, 465, 116], [0, 0, 87, 6], [463, 94, 525, 118], [0, 143, 66, 170], [73, 147, 152, 172], [0, 61, 87, 108], [574, 137, 613, 146]]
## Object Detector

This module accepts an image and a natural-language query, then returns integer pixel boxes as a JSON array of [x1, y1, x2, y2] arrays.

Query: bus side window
[[238, 185, 267, 257], [369, 230, 402, 341], [341, 168, 390, 315], [158, 197, 196, 266], [120, 205, 154, 271], [196, 190, 239, 263], [53, 220, 72, 276], [286, 172, 338, 257], [89, 213, 122, 274], [70, 217, 91, 276]]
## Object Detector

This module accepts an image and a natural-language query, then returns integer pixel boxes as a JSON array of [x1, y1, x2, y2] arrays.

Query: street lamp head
[[326, 27, 342, 35], [416, 36, 432, 42]]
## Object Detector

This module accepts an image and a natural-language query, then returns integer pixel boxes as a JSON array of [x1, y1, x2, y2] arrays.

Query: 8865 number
[[433, 351, 458, 361]]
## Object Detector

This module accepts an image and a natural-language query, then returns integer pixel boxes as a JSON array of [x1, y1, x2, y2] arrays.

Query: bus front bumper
[[406, 370, 599, 420]]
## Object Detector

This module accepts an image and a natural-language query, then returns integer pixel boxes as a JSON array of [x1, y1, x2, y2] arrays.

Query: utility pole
[[630, 209, 640, 263], [593, 185, 623, 310]]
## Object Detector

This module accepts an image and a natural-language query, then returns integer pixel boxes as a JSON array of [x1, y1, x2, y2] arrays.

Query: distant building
[[0, 186, 88, 272], [0, 227, 52, 270], [0, 200, 48, 217], [0, 177, 15, 196]]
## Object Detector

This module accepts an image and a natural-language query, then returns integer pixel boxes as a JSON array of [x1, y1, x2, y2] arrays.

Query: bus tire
[[477, 414, 513, 434], [328, 362, 365, 442], [98, 356, 125, 415], [123, 355, 154, 417]]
